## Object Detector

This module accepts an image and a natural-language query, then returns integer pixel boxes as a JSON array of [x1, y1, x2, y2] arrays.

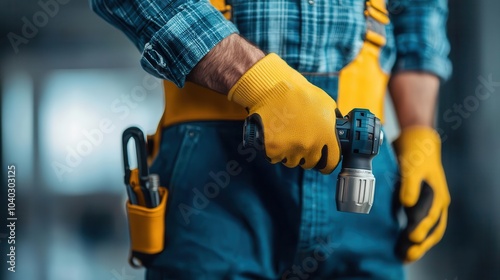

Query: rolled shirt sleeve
[[389, 0, 452, 81], [91, 0, 239, 87]]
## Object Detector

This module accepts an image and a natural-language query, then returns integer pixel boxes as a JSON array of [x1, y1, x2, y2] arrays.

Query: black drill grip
[[243, 114, 265, 150]]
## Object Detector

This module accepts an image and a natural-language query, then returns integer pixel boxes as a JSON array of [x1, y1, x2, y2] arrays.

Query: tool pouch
[[125, 169, 169, 267]]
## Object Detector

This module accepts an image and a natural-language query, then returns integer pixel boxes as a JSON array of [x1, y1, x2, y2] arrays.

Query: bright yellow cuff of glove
[[228, 53, 341, 173], [393, 126, 451, 262]]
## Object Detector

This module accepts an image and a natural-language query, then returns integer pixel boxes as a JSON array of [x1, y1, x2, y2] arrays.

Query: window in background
[[39, 69, 163, 194], [2, 71, 34, 194]]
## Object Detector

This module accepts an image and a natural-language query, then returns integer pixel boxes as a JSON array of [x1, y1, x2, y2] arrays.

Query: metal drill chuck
[[336, 168, 375, 214]]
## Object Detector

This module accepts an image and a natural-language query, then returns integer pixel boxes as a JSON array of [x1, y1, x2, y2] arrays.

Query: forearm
[[91, 0, 239, 87], [187, 34, 265, 94], [389, 72, 440, 129]]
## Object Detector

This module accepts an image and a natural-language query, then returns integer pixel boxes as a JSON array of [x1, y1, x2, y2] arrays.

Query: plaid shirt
[[91, 0, 451, 87]]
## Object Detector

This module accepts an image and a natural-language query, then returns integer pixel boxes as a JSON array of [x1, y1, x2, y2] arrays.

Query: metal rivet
[[308, 0, 314, 4], [339, 130, 345, 135], [188, 131, 195, 137]]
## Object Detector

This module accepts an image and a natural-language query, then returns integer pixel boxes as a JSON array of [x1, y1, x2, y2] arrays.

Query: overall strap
[[364, 0, 390, 47]]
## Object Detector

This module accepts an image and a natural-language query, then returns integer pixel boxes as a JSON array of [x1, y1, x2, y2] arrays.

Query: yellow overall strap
[[365, 0, 389, 46], [337, 0, 390, 123]]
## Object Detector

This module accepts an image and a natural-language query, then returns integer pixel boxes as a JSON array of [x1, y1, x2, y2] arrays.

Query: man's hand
[[188, 34, 341, 173], [228, 53, 341, 173], [393, 126, 450, 262], [389, 72, 451, 262]]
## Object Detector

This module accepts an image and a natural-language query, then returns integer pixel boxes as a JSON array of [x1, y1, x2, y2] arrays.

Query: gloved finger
[[319, 130, 341, 174], [395, 182, 434, 261], [314, 145, 328, 171], [399, 174, 423, 207], [409, 198, 442, 243], [282, 154, 303, 168], [406, 181, 441, 243], [410, 176, 450, 242], [301, 149, 322, 169], [262, 136, 284, 164], [318, 144, 341, 174], [404, 181, 434, 234], [263, 145, 285, 164], [406, 208, 448, 262]]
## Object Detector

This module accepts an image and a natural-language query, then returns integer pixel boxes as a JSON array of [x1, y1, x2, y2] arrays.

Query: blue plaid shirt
[[91, 0, 451, 88]]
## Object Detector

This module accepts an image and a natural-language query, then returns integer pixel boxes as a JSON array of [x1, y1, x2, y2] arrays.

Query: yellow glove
[[393, 126, 451, 262], [228, 53, 341, 173]]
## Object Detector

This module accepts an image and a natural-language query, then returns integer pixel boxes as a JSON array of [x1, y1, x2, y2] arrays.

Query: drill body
[[243, 108, 383, 214], [335, 109, 382, 214]]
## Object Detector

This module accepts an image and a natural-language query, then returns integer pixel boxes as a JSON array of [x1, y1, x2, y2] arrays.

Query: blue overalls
[[146, 74, 403, 279]]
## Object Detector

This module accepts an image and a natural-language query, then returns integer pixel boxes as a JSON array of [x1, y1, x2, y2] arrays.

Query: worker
[[91, 0, 451, 279]]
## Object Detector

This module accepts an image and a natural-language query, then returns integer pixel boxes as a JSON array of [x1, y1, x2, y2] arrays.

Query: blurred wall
[[1, 0, 499, 279], [1, 1, 163, 279]]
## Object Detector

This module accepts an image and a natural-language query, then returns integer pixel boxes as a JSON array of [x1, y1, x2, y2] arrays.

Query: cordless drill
[[243, 108, 383, 214]]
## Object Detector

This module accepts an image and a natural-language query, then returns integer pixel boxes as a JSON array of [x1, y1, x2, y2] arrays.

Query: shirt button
[[308, 0, 314, 5]]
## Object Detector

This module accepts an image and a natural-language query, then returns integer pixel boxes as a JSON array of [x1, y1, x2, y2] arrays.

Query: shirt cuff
[[140, 1, 239, 87], [392, 53, 452, 82]]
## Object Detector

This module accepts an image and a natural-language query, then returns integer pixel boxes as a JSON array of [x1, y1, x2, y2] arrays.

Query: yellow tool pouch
[[126, 169, 168, 255], [337, 0, 390, 122], [123, 128, 169, 267]]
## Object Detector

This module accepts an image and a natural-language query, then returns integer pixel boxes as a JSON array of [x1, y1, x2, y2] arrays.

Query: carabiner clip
[[122, 127, 150, 206]]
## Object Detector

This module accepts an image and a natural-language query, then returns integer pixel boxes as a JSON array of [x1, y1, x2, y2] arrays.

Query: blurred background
[[0, 0, 499, 279]]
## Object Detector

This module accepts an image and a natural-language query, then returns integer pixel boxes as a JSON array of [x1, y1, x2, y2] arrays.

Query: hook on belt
[[122, 127, 151, 206]]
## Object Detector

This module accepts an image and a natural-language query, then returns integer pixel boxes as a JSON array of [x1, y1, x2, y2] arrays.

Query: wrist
[[389, 72, 440, 130], [187, 34, 265, 94], [395, 126, 442, 153]]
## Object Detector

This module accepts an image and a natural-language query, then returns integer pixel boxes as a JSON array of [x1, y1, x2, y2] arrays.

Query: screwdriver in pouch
[[147, 174, 161, 207]]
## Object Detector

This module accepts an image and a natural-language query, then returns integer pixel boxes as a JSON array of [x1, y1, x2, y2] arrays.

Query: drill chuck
[[336, 168, 375, 214]]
